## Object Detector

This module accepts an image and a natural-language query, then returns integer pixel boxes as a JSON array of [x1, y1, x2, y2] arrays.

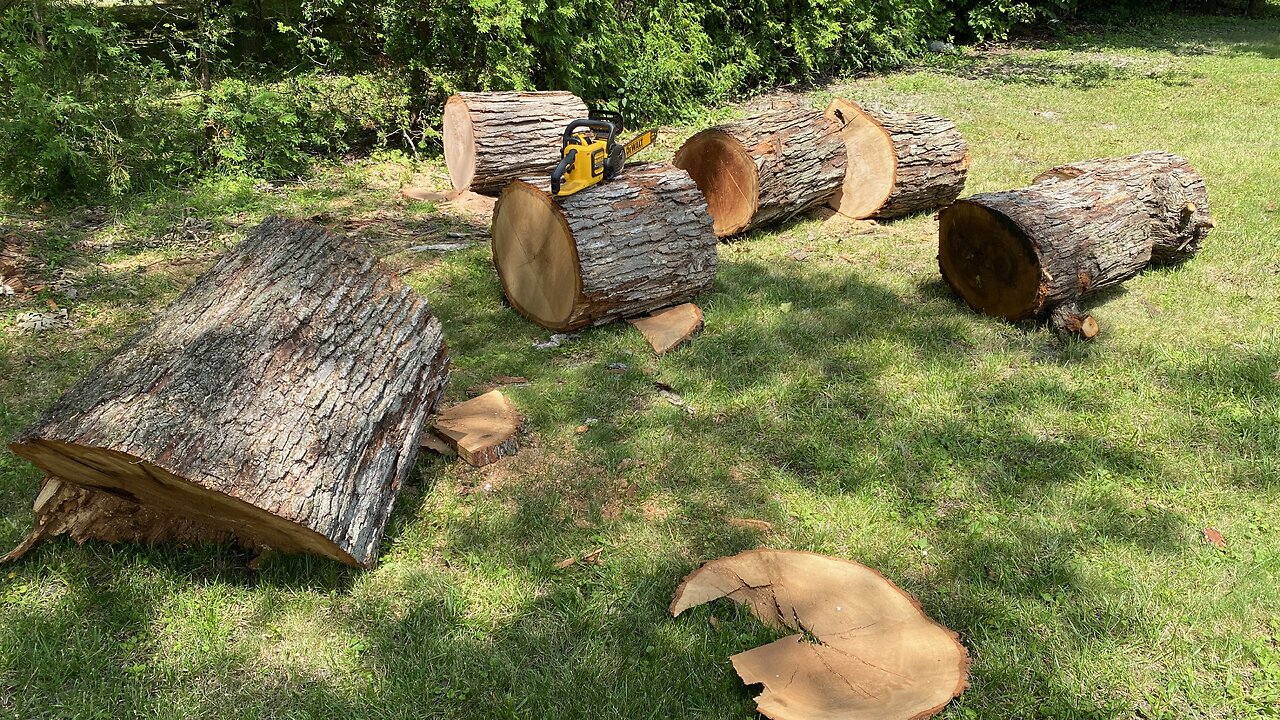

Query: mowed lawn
[[1, 15, 1278, 720]]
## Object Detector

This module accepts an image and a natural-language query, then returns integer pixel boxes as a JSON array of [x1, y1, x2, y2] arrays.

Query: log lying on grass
[[1033, 150, 1213, 263], [938, 154, 1213, 338], [490, 163, 717, 331], [6, 217, 450, 567], [673, 104, 846, 237], [824, 97, 969, 220], [444, 91, 589, 194]]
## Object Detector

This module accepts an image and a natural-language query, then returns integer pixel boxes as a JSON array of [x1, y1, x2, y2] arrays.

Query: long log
[[1033, 151, 1213, 264], [673, 105, 845, 237], [824, 98, 969, 220], [938, 159, 1210, 338], [7, 217, 450, 567], [443, 91, 589, 195], [490, 163, 717, 331]]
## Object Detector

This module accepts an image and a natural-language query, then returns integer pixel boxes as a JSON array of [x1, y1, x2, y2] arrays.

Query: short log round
[[444, 91, 589, 195], [490, 163, 718, 331]]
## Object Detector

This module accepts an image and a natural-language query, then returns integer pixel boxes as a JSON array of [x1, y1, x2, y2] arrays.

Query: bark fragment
[[671, 549, 968, 720]]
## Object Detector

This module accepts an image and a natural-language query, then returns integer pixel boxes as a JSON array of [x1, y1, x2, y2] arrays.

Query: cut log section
[[938, 159, 1212, 338], [444, 91, 589, 195], [628, 302, 704, 355], [7, 217, 451, 567], [671, 549, 969, 720], [1033, 150, 1213, 264], [490, 163, 718, 331], [673, 104, 846, 237], [431, 390, 522, 468], [824, 97, 969, 220]]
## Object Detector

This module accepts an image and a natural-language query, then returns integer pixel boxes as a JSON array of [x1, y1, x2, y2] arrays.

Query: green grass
[[2, 15, 1280, 720]]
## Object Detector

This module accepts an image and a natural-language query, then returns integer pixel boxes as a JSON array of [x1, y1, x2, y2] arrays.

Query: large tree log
[[7, 217, 450, 567], [1033, 151, 1213, 264], [490, 163, 717, 331], [824, 98, 969, 220], [673, 105, 845, 237], [443, 91, 589, 195], [938, 159, 1210, 339]]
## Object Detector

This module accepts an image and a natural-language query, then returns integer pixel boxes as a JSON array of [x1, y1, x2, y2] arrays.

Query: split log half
[[939, 177, 1153, 338], [1033, 150, 1213, 264], [8, 217, 451, 567], [824, 98, 969, 220], [673, 105, 846, 237], [444, 91, 589, 195], [490, 163, 718, 331]]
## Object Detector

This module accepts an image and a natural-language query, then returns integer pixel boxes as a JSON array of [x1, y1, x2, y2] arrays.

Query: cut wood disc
[[671, 549, 969, 720], [432, 390, 522, 468], [443, 95, 478, 192], [628, 303, 704, 355], [823, 98, 897, 220], [937, 199, 1043, 321], [490, 181, 581, 329]]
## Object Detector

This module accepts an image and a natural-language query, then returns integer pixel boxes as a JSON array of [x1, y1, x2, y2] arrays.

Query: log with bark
[[673, 104, 846, 237], [443, 91, 589, 195], [938, 154, 1213, 338], [824, 97, 969, 220], [490, 163, 718, 331], [1033, 150, 1213, 264], [6, 217, 450, 567]]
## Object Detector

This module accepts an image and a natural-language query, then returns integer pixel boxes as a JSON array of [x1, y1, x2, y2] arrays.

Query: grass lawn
[[2, 14, 1279, 720]]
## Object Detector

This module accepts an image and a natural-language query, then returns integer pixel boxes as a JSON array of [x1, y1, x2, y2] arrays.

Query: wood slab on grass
[[628, 303, 703, 354], [431, 390, 522, 467], [400, 187, 497, 218], [671, 549, 969, 720]]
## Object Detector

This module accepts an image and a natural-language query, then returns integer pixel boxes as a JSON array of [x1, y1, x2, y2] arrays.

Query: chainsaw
[[550, 119, 657, 197]]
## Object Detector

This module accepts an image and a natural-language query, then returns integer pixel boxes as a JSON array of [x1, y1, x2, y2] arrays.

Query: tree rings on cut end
[[491, 181, 581, 330], [443, 95, 477, 192], [938, 200, 1043, 321], [823, 98, 897, 220], [673, 130, 759, 237]]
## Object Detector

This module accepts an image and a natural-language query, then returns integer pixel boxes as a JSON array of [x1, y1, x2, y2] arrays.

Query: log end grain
[[673, 130, 759, 237], [490, 180, 583, 331], [443, 95, 477, 191], [937, 200, 1044, 321], [823, 98, 897, 220]]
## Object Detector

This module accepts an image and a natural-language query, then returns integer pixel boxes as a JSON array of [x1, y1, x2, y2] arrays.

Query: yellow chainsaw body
[[555, 135, 610, 197]]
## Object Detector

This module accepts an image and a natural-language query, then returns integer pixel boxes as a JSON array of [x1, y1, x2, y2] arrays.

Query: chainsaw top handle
[[561, 119, 617, 149]]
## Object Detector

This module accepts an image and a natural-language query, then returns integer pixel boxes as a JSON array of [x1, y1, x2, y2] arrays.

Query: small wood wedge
[[628, 303, 704, 355], [431, 390, 522, 467], [671, 549, 969, 720]]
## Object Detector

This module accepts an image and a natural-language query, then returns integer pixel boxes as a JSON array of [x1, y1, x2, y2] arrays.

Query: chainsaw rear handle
[[550, 148, 577, 196], [561, 119, 617, 149]]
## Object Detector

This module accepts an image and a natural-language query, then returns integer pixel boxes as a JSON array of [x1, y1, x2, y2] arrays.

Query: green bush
[[205, 73, 412, 179], [0, 2, 197, 201]]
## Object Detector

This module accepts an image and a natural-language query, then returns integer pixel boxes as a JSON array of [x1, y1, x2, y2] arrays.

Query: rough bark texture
[[869, 107, 969, 219], [674, 104, 846, 237], [491, 163, 718, 331], [1033, 150, 1213, 264], [939, 162, 1210, 339], [8, 217, 450, 567], [444, 91, 588, 195]]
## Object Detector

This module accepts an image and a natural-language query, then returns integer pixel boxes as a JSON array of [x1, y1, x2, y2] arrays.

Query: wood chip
[[553, 556, 578, 570], [431, 390, 522, 467], [1204, 527, 1226, 549], [628, 303, 704, 355], [727, 518, 774, 532]]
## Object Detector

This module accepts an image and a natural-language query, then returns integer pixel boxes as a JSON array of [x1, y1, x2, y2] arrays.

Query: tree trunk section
[[8, 217, 451, 567], [490, 163, 718, 331], [673, 104, 846, 237], [824, 98, 969, 220], [444, 91, 588, 195], [1033, 150, 1213, 264], [939, 176, 1166, 339]]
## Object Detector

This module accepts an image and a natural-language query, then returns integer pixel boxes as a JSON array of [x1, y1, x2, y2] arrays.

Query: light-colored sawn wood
[[431, 390, 522, 468], [628, 303, 704, 354]]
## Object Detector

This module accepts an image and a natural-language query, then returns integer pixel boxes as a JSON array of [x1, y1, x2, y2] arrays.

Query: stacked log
[[6, 217, 450, 567], [938, 152, 1213, 338], [823, 97, 969, 220], [443, 91, 589, 194], [490, 163, 717, 331], [673, 104, 846, 238]]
